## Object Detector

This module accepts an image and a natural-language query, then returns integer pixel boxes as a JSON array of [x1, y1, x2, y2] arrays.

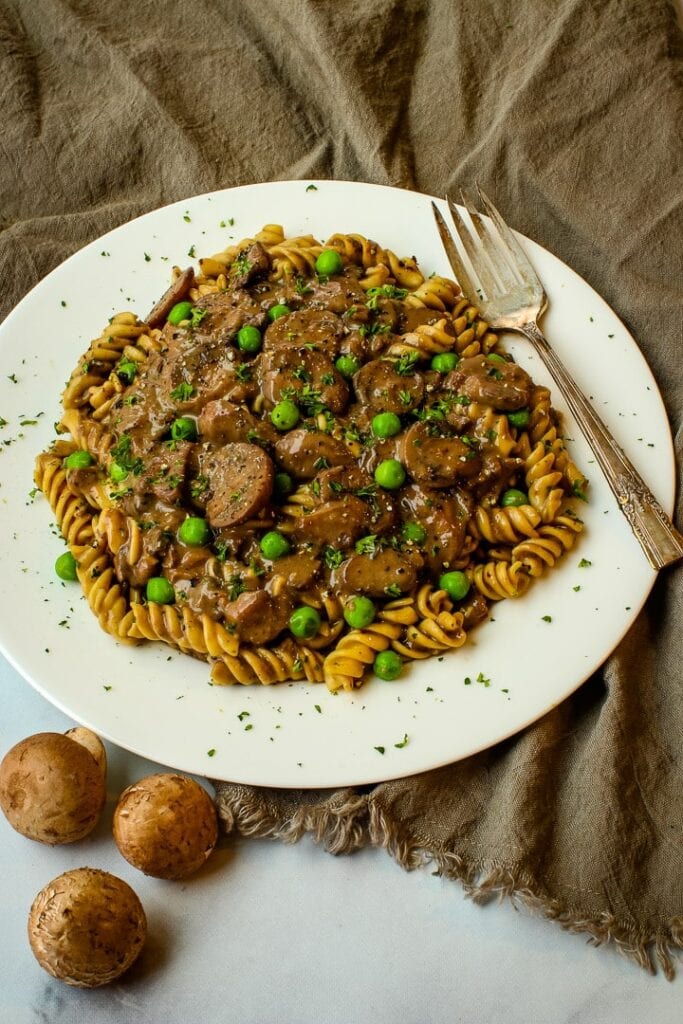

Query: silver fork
[[431, 188, 683, 570]]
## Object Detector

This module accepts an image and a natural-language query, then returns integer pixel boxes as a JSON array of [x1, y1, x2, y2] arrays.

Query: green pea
[[168, 301, 193, 325], [501, 488, 529, 508], [373, 649, 403, 681], [315, 249, 344, 276], [439, 570, 471, 601], [64, 450, 94, 470], [271, 400, 300, 431], [55, 551, 78, 582], [486, 352, 507, 364], [146, 577, 176, 604], [335, 354, 360, 378], [289, 605, 321, 639], [507, 408, 530, 428], [273, 472, 294, 499], [401, 522, 427, 545], [371, 412, 402, 439], [268, 303, 291, 321], [374, 459, 406, 490], [237, 325, 262, 353], [178, 516, 211, 546], [171, 416, 197, 442], [109, 462, 128, 483], [259, 530, 291, 560], [343, 595, 376, 630], [116, 360, 138, 384], [430, 352, 459, 373]]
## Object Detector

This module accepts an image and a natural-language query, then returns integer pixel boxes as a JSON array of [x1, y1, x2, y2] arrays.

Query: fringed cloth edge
[[212, 783, 683, 981]]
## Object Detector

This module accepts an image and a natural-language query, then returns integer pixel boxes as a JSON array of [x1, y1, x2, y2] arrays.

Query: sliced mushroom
[[145, 267, 195, 329], [331, 548, 421, 597], [198, 443, 274, 527], [399, 421, 481, 487], [274, 430, 354, 480]]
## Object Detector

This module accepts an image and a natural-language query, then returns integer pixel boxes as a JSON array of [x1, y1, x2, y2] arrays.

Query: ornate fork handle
[[522, 321, 683, 570]]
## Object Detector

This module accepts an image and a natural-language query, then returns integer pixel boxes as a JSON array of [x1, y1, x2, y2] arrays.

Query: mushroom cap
[[64, 727, 107, 778], [113, 773, 218, 879], [28, 867, 147, 988], [0, 732, 106, 844]]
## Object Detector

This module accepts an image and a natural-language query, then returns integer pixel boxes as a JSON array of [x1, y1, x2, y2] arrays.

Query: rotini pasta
[[36, 224, 587, 693]]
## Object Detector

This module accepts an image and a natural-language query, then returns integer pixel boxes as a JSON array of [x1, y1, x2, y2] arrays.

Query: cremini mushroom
[[113, 773, 218, 879], [0, 730, 106, 844], [28, 867, 146, 987]]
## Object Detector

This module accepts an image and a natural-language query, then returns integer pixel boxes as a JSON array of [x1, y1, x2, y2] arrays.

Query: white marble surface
[[0, 658, 681, 1023]]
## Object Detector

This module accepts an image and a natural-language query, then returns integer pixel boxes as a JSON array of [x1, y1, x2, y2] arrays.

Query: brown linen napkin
[[1, 0, 681, 976]]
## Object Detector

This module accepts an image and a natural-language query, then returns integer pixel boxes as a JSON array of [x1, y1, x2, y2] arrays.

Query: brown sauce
[[102, 250, 539, 645]]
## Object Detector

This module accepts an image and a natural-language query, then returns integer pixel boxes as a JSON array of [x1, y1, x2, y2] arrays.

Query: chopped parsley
[[384, 583, 402, 598], [170, 381, 195, 402], [234, 363, 252, 382], [189, 306, 208, 329], [393, 352, 420, 375], [366, 285, 408, 309], [190, 475, 209, 498], [578, 558, 592, 568], [323, 546, 345, 569], [110, 434, 143, 475], [232, 253, 252, 276], [228, 573, 246, 601]]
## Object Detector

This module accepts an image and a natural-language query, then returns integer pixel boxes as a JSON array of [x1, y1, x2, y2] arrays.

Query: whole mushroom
[[0, 730, 106, 844], [113, 773, 218, 879], [28, 867, 146, 987]]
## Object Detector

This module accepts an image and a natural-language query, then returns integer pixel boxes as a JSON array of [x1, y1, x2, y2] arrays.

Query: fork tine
[[476, 185, 538, 287], [445, 195, 493, 300], [456, 188, 501, 298], [459, 187, 518, 296], [430, 201, 478, 303]]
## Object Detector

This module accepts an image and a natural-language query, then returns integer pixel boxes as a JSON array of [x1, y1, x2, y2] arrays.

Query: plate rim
[[0, 178, 674, 788]]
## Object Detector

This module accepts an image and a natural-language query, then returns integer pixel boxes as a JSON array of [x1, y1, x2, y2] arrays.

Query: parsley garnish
[[384, 583, 402, 598], [323, 546, 344, 569], [394, 733, 409, 749], [228, 573, 246, 601], [190, 475, 208, 498], [170, 381, 195, 402], [355, 535, 378, 555], [110, 435, 143, 475], [394, 352, 420, 375], [189, 307, 208, 329], [366, 285, 408, 309], [294, 276, 312, 295], [578, 558, 592, 568], [232, 253, 252, 276], [374, 746, 385, 755]]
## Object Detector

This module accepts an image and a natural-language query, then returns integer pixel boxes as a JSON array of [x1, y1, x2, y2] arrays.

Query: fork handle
[[520, 322, 683, 570]]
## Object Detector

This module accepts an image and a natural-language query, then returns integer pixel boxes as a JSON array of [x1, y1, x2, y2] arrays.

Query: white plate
[[0, 181, 674, 788]]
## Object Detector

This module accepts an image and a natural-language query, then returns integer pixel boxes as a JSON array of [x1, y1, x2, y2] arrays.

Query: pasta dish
[[35, 225, 586, 691]]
